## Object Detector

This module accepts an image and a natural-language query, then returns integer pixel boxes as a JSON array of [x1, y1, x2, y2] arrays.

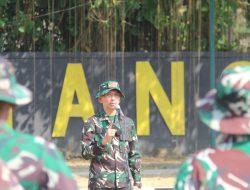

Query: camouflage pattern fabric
[[0, 158, 23, 190], [0, 122, 78, 190], [0, 58, 32, 105], [81, 109, 141, 189], [95, 80, 125, 98], [197, 66, 250, 135], [175, 137, 250, 190], [176, 66, 250, 190]]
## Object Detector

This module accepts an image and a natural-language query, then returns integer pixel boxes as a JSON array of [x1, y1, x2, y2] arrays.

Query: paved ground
[[67, 157, 183, 190]]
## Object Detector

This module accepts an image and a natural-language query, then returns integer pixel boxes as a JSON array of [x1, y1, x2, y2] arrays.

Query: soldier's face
[[99, 90, 121, 111]]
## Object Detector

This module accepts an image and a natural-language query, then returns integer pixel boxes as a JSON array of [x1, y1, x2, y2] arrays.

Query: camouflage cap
[[0, 57, 32, 105], [95, 80, 124, 98], [196, 66, 250, 135]]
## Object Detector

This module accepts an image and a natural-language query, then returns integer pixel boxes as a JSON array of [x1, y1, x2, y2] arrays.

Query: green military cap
[[197, 66, 250, 135], [95, 80, 125, 98], [0, 57, 32, 105]]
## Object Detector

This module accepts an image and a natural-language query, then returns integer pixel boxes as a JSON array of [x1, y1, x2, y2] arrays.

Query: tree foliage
[[0, 0, 249, 52]]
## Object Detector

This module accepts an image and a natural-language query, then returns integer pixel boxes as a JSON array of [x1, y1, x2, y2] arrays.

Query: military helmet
[[197, 66, 250, 135], [0, 57, 32, 105], [95, 80, 124, 98]]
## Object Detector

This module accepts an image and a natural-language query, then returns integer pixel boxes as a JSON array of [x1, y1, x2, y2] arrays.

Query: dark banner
[[2, 52, 250, 157]]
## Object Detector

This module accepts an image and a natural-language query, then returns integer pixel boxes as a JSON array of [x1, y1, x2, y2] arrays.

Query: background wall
[[2, 52, 249, 157]]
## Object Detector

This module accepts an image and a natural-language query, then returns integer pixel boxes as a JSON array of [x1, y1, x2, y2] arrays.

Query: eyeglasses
[[104, 93, 121, 98]]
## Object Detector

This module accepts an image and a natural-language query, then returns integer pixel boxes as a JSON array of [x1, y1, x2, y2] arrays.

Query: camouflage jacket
[[175, 138, 250, 190], [0, 158, 23, 190], [81, 110, 141, 189], [0, 122, 78, 190]]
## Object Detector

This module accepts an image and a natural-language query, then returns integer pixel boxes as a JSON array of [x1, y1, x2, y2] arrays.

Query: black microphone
[[115, 128, 122, 137]]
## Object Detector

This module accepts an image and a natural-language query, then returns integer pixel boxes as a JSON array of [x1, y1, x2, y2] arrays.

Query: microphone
[[116, 104, 124, 116], [115, 105, 123, 137]]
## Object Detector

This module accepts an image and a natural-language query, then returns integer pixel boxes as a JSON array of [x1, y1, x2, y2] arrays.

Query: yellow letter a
[[136, 61, 185, 136], [52, 64, 94, 137]]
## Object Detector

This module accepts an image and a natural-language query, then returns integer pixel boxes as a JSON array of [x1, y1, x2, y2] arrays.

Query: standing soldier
[[81, 81, 142, 190], [175, 66, 250, 190], [0, 57, 78, 190]]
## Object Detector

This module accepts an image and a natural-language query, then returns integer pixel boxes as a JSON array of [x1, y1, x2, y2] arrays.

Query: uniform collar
[[97, 108, 125, 121], [0, 122, 14, 134]]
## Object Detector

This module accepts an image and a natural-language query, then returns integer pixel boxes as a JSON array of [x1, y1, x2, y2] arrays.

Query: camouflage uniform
[[0, 58, 78, 190], [175, 66, 250, 190], [81, 81, 141, 190], [0, 158, 23, 190], [0, 122, 78, 190]]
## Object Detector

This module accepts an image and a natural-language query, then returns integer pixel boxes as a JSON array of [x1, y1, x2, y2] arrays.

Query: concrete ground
[[67, 157, 183, 190]]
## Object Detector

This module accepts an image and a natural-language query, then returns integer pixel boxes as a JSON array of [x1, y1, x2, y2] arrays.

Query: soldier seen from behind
[[0, 158, 24, 190], [81, 81, 142, 190], [0, 58, 78, 190], [175, 66, 250, 189]]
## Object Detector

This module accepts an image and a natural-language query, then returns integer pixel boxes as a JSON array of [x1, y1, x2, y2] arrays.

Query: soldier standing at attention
[[0, 57, 78, 190], [81, 81, 142, 190], [175, 66, 250, 190]]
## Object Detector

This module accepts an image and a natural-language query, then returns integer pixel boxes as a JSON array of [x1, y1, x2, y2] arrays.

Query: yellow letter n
[[136, 61, 185, 136], [52, 64, 94, 137]]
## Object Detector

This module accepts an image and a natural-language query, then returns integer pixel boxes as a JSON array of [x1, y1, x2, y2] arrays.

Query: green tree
[[0, 0, 249, 52]]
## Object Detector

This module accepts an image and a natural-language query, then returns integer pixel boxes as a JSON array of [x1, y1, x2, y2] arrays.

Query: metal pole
[[209, 0, 216, 147]]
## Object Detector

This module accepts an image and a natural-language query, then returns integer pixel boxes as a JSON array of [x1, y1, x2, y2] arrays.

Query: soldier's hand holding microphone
[[102, 121, 117, 145]]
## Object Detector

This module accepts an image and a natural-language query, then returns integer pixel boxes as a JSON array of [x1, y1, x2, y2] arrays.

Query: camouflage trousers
[[94, 188, 129, 190], [90, 183, 132, 190]]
